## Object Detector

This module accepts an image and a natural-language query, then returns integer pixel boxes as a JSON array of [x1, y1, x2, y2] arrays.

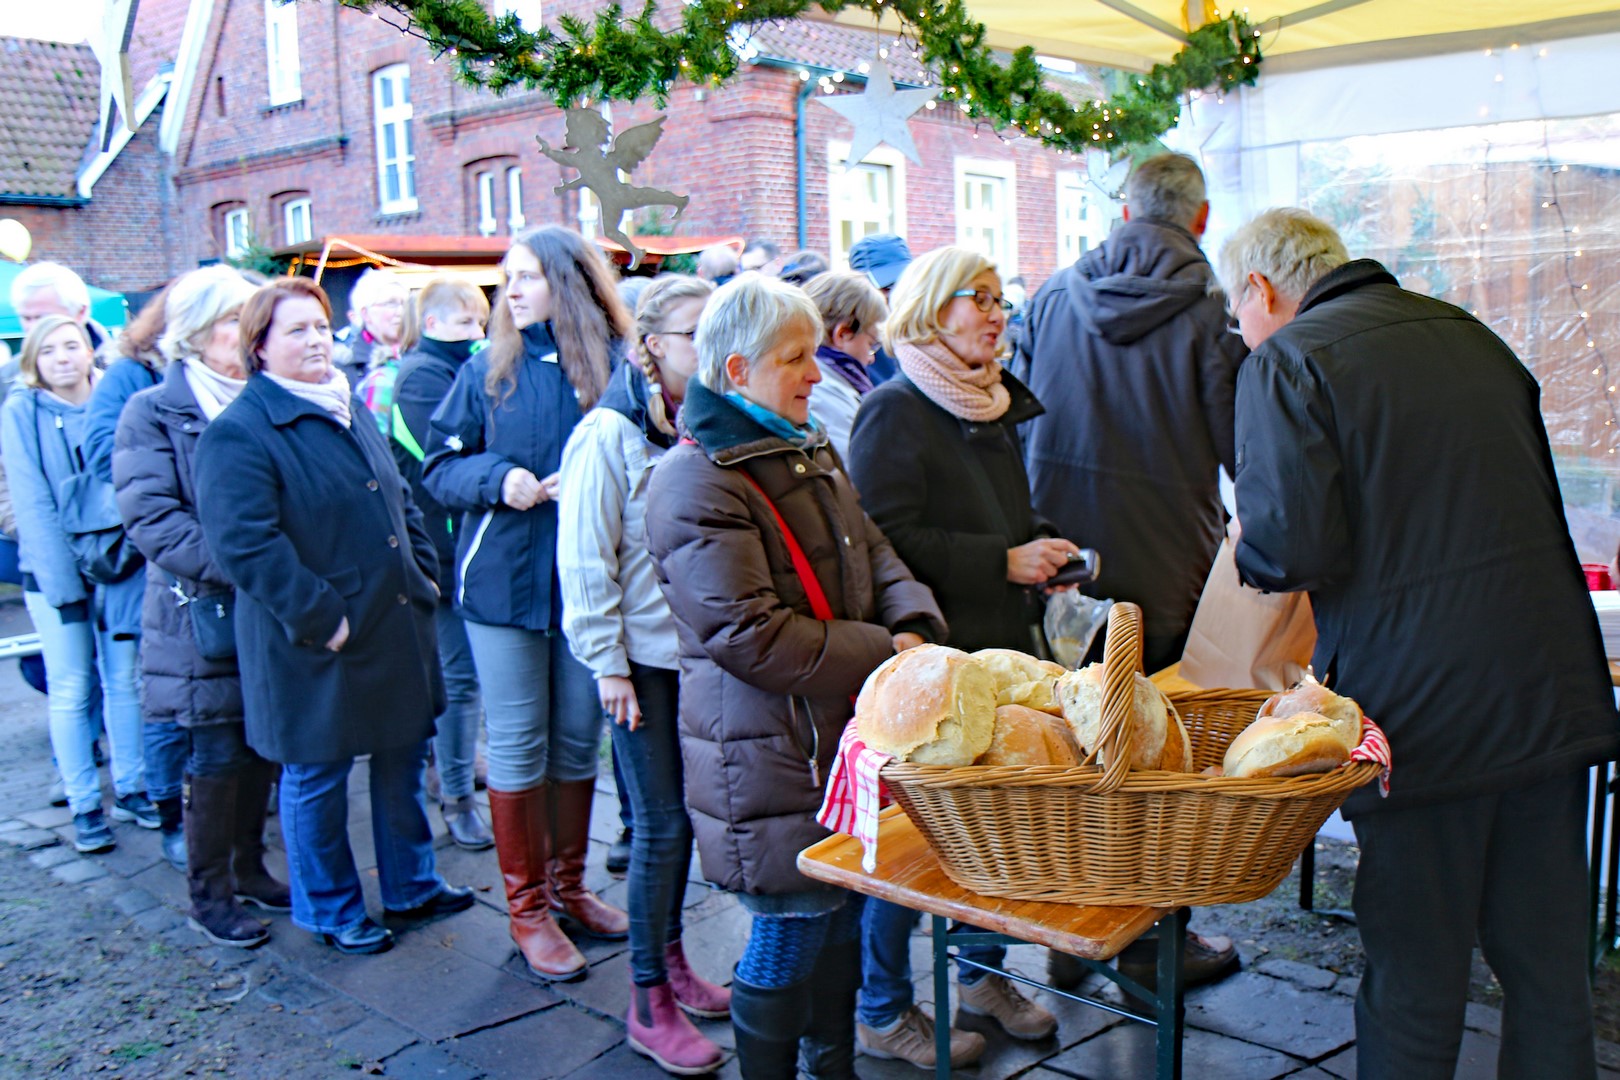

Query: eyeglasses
[[951, 289, 1014, 313], [1224, 283, 1252, 336], [657, 329, 698, 340]]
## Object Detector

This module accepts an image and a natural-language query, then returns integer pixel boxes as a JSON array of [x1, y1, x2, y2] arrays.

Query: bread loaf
[[976, 704, 1082, 767], [856, 645, 996, 765], [972, 649, 1065, 715], [1222, 711, 1355, 778], [1258, 678, 1362, 749], [1055, 664, 1174, 771], [1159, 706, 1193, 772]]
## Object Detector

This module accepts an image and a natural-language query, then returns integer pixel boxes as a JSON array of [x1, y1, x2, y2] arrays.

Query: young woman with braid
[[558, 274, 730, 1075]]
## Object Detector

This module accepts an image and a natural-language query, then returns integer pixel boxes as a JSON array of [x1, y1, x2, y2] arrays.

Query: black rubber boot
[[730, 968, 811, 1080], [157, 795, 186, 872], [800, 934, 863, 1079]]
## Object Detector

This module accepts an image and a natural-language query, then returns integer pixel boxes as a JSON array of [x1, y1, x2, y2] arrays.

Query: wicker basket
[[880, 602, 1380, 907]]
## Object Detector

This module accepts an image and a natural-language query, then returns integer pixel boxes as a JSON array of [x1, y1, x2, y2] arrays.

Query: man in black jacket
[[1225, 207, 1620, 1080], [1016, 153, 1246, 676]]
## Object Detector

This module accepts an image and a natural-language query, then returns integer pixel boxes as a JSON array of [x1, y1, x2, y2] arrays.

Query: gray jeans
[[432, 604, 482, 801], [462, 621, 602, 790]]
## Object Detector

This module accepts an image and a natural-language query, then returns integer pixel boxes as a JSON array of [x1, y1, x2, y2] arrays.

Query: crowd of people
[[0, 149, 1614, 1080]]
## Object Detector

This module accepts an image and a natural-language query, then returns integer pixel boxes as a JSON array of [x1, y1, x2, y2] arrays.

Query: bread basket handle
[[1090, 601, 1144, 794]]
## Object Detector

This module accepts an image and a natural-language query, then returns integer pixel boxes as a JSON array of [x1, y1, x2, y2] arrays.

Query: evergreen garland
[[336, 0, 1263, 153]]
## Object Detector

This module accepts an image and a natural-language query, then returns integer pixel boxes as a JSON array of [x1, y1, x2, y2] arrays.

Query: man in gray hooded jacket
[[1016, 152, 1246, 675]]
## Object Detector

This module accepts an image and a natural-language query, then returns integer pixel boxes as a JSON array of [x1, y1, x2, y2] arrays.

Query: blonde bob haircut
[[18, 315, 93, 390], [401, 276, 491, 351], [882, 246, 998, 355]]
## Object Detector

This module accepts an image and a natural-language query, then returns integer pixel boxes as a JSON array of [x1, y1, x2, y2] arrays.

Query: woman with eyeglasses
[[845, 246, 1079, 1065]]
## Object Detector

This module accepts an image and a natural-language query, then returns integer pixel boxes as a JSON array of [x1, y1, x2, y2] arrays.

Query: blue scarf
[[725, 392, 821, 447]]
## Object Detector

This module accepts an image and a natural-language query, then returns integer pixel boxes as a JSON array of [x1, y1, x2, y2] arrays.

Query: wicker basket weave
[[879, 602, 1379, 907]]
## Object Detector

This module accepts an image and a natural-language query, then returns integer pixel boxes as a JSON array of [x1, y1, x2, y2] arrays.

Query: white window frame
[[283, 196, 312, 244], [826, 141, 908, 272], [264, 0, 302, 106], [223, 207, 252, 259], [476, 171, 498, 236], [506, 167, 525, 232], [954, 157, 1018, 280], [1056, 171, 1110, 268], [372, 64, 417, 214]]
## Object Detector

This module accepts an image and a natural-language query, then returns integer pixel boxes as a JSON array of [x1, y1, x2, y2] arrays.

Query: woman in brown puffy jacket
[[646, 274, 944, 1079]]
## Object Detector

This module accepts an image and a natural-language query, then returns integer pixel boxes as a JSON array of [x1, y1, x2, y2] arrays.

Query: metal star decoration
[[816, 59, 941, 168], [92, 0, 141, 151]]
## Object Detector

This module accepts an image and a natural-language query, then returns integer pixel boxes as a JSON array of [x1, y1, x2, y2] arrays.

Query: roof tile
[[0, 37, 100, 199]]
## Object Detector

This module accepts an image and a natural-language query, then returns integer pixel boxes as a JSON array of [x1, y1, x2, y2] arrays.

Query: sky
[[0, 1, 98, 44]]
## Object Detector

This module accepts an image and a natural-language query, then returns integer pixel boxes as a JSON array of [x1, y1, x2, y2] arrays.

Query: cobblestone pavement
[[4, 593, 1619, 1078]]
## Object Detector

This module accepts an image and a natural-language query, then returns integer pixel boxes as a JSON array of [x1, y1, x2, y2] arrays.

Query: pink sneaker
[[627, 982, 724, 1076], [664, 939, 731, 1019]]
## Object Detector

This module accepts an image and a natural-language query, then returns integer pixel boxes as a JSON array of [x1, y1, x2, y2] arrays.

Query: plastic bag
[[1044, 590, 1113, 670]]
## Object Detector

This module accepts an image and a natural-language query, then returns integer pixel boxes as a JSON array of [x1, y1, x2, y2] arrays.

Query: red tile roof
[[0, 37, 99, 200]]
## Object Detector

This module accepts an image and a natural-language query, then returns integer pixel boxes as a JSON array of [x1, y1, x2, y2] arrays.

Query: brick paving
[[2, 594, 1617, 1078]]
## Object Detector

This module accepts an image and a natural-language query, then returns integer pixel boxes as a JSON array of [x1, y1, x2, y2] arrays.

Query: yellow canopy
[[828, 2, 1620, 72]]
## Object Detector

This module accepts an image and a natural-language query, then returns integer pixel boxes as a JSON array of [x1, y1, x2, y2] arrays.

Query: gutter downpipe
[[795, 78, 815, 250]]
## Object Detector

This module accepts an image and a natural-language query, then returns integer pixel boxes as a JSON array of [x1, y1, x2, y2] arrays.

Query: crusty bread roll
[[998, 678, 1063, 715], [973, 648, 1065, 687], [1222, 711, 1355, 778], [1055, 664, 1171, 771], [856, 645, 996, 765], [1259, 679, 1363, 749], [977, 704, 1082, 767], [1159, 706, 1193, 773]]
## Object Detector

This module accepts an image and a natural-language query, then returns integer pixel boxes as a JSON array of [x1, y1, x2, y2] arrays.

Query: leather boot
[[488, 784, 587, 980], [730, 968, 811, 1080], [185, 773, 269, 949], [627, 981, 724, 1075], [157, 795, 186, 872], [441, 795, 495, 851], [232, 759, 291, 912], [548, 779, 628, 939], [666, 938, 731, 1019], [800, 934, 862, 1080]]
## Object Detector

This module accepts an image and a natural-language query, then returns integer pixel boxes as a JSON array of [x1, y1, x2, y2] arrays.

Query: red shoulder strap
[[739, 470, 835, 622]]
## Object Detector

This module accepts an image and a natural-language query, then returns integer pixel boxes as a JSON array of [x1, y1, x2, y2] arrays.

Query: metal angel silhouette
[[537, 107, 689, 269]]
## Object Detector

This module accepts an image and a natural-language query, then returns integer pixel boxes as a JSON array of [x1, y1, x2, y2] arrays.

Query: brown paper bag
[[1179, 537, 1316, 691]]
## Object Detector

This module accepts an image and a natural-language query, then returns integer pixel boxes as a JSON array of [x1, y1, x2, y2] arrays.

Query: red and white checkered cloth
[[816, 720, 891, 872], [817, 714, 1395, 871], [1351, 716, 1393, 797]]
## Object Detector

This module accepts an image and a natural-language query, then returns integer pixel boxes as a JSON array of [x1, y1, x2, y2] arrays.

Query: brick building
[[163, 0, 1116, 289]]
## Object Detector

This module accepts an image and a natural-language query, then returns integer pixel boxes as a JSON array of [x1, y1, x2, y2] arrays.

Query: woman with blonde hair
[[1, 316, 147, 855], [424, 225, 631, 982], [113, 265, 292, 946], [558, 274, 729, 1073]]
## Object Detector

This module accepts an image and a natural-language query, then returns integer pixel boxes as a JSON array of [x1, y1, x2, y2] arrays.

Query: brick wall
[[171, 0, 1089, 288]]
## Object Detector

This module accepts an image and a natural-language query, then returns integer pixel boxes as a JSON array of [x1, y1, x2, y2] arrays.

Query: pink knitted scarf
[[894, 340, 1010, 422]]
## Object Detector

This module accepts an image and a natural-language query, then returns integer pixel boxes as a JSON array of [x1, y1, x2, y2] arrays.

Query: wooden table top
[[798, 805, 1168, 961]]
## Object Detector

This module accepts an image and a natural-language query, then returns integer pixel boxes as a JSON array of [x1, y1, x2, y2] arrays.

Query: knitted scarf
[[894, 340, 1010, 422], [182, 358, 246, 421], [266, 367, 352, 428]]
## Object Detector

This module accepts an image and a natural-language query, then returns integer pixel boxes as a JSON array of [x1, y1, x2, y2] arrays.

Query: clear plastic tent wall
[[1181, 33, 1620, 561]]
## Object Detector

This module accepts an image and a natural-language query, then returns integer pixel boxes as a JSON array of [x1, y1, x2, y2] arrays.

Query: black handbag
[[36, 399, 143, 585], [171, 577, 237, 661]]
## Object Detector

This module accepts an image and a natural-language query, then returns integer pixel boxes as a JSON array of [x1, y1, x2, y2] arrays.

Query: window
[[264, 0, 301, 105], [223, 207, 252, 259], [826, 143, 907, 271], [507, 167, 525, 232], [372, 64, 417, 214], [283, 197, 313, 244], [495, 0, 543, 30], [955, 158, 1018, 278], [1056, 172, 1112, 267], [476, 171, 498, 236]]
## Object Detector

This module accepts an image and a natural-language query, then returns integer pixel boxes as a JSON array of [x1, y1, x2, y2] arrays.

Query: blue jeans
[[189, 723, 259, 776], [278, 739, 445, 934], [26, 590, 144, 815], [609, 662, 693, 986], [462, 622, 601, 790], [144, 721, 189, 803], [432, 605, 481, 801], [858, 899, 1006, 1028]]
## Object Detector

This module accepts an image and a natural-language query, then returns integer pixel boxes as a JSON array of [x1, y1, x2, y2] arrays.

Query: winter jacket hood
[[1073, 219, 1220, 346], [598, 356, 674, 450]]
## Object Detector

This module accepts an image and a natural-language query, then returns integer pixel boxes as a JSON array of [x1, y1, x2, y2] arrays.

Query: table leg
[[1155, 909, 1187, 1080], [1299, 840, 1316, 911], [933, 914, 952, 1080]]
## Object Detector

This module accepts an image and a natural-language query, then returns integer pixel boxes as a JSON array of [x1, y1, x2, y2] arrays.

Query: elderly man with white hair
[[1224, 207, 1619, 1080], [333, 268, 408, 388], [6, 262, 113, 396]]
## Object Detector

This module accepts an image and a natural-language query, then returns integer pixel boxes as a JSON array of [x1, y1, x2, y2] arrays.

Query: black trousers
[[1350, 772, 1596, 1080]]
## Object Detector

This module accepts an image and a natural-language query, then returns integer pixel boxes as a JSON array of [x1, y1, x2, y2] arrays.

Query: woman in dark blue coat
[[423, 225, 630, 982], [195, 278, 471, 956]]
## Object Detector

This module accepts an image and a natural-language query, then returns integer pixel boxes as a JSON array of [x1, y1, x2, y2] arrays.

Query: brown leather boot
[[488, 785, 587, 980], [548, 779, 628, 939]]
